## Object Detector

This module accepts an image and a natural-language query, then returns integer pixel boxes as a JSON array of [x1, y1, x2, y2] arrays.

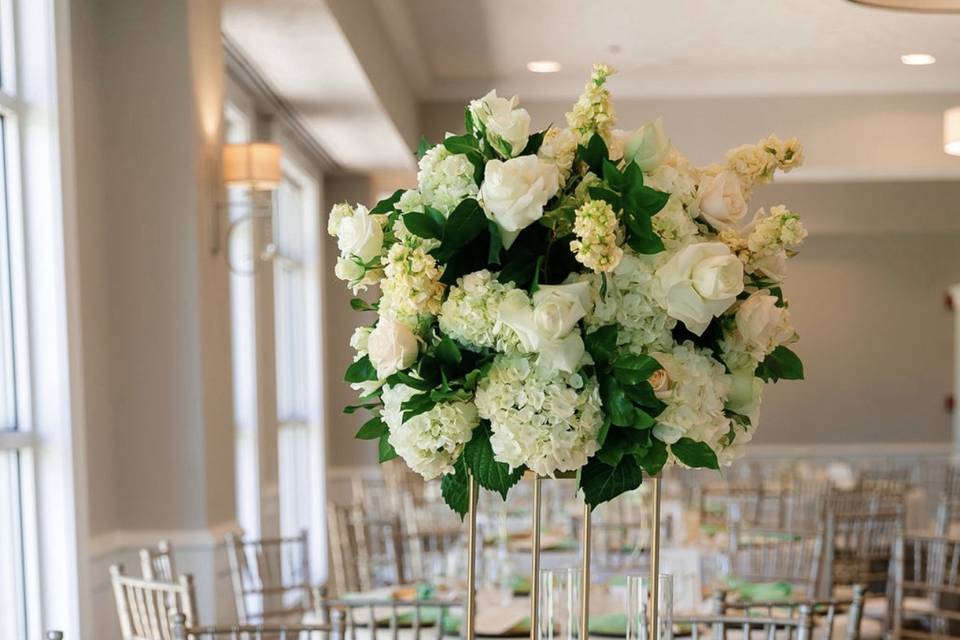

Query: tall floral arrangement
[[330, 65, 806, 514]]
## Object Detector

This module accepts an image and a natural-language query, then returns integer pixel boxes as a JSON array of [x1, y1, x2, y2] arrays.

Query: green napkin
[[510, 575, 531, 595], [442, 615, 531, 637], [727, 579, 793, 602], [589, 612, 627, 636], [379, 607, 441, 627]]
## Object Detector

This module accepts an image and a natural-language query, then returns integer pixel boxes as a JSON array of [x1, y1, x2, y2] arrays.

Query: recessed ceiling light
[[527, 60, 562, 73], [901, 53, 936, 65]]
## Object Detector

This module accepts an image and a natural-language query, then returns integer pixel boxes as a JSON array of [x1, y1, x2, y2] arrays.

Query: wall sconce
[[212, 142, 283, 274], [945, 107, 960, 157]]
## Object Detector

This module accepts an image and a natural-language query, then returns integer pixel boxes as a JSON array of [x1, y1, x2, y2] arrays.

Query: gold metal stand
[[579, 503, 592, 640], [648, 475, 662, 640], [530, 476, 542, 640], [466, 474, 479, 640]]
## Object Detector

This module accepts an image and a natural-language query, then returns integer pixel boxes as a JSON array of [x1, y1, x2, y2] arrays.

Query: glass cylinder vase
[[626, 573, 673, 640], [539, 567, 581, 640]]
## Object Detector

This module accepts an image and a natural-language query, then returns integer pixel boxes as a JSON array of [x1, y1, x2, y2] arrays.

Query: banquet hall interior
[[2, 0, 960, 639]]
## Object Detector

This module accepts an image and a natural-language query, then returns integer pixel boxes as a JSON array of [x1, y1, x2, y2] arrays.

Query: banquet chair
[[110, 564, 197, 640], [727, 525, 826, 599], [664, 607, 815, 640], [857, 469, 910, 495], [327, 502, 405, 594], [935, 494, 960, 537], [716, 584, 866, 640], [592, 490, 651, 572], [140, 540, 177, 582], [889, 534, 960, 640], [319, 597, 463, 640], [225, 530, 315, 624], [823, 510, 902, 596], [171, 611, 341, 640], [398, 494, 464, 584], [783, 480, 832, 531], [46, 633, 63, 640], [946, 466, 960, 499]]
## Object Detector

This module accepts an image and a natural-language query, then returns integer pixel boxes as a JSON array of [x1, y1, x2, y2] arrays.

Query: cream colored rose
[[692, 171, 747, 230], [751, 250, 787, 283], [480, 156, 560, 249], [649, 368, 670, 396], [532, 282, 593, 339], [336, 205, 383, 262], [469, 90, 531, 157], [655, 242, 744, 335], [367, 317, 419, 379], [735, 291, 795, 356], [624, 117, 671, 170]]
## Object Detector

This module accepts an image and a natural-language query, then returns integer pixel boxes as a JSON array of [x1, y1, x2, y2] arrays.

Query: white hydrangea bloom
[[383, 384, 479, 480], [397, 189, 425, 214], [650, 341, 733, 462], [417, 145, 479, 216], [438, 270, 521, 352], [583, 251, 675, 353], [475, 355, 602, 477]]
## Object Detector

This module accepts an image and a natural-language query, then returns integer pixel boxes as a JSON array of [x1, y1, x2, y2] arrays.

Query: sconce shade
[[223, 142, 283, 190], [945, 108, 960, 157]]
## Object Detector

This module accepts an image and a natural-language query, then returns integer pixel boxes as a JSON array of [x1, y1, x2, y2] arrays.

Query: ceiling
[[385, 0, 960, 99]]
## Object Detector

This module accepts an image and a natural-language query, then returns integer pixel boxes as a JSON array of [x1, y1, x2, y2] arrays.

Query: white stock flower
[[480, 156, 560, 248], [731, 291, 796, 360], [570, 199, 623, 273], [379, 241, 445, 326], [745, 206, 807, 255], [726, 143, 778, 187], [367, 317, 419, 379], [624, 117, 671, 170], [416, 145, 479, 215], [475, 355, 602, 477], [469, 90, 531, 157], [438, 270, 521, 352], [336, 204, 384, 262], [383, 384, 479, 480], [499, 282, 593, 373], [691, 171, 747, 231], [652, 197, 700, 249], [565, 63, 616, 143], [538, 127, 578, 184], [655, 242, 744, 336]]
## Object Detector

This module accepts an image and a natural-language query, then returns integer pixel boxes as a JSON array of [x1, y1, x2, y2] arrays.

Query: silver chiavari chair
[[225, 530, 314, 624], [727, 525, 827, 599], [327, 502, 405, 594], [889, 534, 960, 640], [783, 480, 832, 531], [171, 611, 341, 640], [716, 584, 866, 640], [935, 493, 960, 537], [110, 564, 197, 640], [140, 540, 177, 582], [592, 490, 650, 572], [664, 607, 815, 640], [319, 597, 463, 640], [824, 509, 902, 596], [46, 633, 63, 640], [399, 495, 463, 584], [946, 466, 960, 498]]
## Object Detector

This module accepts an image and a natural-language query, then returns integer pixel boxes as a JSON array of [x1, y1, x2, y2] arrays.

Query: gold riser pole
[[466, 473, 479, 640], [530, 476, 542, 640], [579, 503, 592, 640], [648, 475, 662, 640]]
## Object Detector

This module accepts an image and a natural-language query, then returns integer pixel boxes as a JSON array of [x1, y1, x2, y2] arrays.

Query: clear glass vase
[[626, 573, 673, 640], [539, 567, 581, 640]]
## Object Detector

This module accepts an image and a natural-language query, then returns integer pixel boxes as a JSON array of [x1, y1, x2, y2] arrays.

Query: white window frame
[[0, 0, 86, 638]]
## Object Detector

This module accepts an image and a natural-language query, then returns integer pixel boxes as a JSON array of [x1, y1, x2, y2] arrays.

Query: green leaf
[[431, 199, 487, 263], [579, 133, 609, 176], [623, 382, 667, 416], [416, 137, 432, 160], [624, 209, 665, 254], [344, 355, 377, 383], [595, 427, 649, 467], [596, 419, 612, 448], [636, 439, 668, 476], [403, 211, 443, 240], [350, 298, 376, 312], [612, 354, 662, 386], [602, 159, 625, 192], [584, 325, 618, 366], [622, 161, 644, 190], [670, 437, 719, 470], [487, 220, 503, 265], [588, 186, 623, 212], [441, 456, 470, 518], [356, 416, 387, 440], [579, 455, 643, 508], [371, 189, 405, 214], [463, 424, 524, 499], [343, 402, 379, 415], [401, 393, 437, 424], [464, 107, 476, 137], [756, 345, 804, 382], [625, 184, 669, 217], [435, 335, 463, 368], [521, 128, 548, 156], [385, 369, 431, 391], [378, 433, 398, 463], [497, 245, 539, 288], [443, 134, 480, 156], [600, 376, 635, 427]]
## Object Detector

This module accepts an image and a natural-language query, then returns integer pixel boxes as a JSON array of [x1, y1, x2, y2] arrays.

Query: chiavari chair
[[889, 534, 960, 640], [946, 466, 960, 499], [110, 564, 197, 640], [727, 525, 827, 599], [319, 597, 463, 640], [783, 480, 832, 531], [140, 539, 177, 582], [326, 502, 405, 594], [935, 493, 960, 537], [224, 530, 314, 624], [591, 490, 650, 572], [171, 611, 340, 640], [399, 492, 463, 584], [716, 584, 866, 640], [824, 509, 902, 596], [646, 607, 815, 640], [46, 633, 63, 640]]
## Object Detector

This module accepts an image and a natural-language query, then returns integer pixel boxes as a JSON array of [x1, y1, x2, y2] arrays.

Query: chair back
[[857, 468, 910, 494], [319, 597, 462, 640], [890, 534, 960, 640], [110, 564, 196, 640], [224, 530, 312, 624], [824, 509, 901, 596], [783, 479, 832, 530], [140, 540, 176, 582], [716, 583, 866, 640], [171, 611, 340, 640], [327, 503, 404, 594], [46, 633, 63, 640], [727, 526, 826, 599], [946, 465, 960, 498], [935, 493, 960, 537], [671, 608, 814, 640]]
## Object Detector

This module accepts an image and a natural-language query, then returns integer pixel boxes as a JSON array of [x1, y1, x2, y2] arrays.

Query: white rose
[[469, 90, 531, 157], [334, 256, 364, 283], [692, 171, 747, 230], [655, 242, 744, 335], [367, 318, 419, 379], [531, 282, 593, 339], [736, 291, 795, 355], [480, 156, 560, 249], [624, 117, 671, 170], [336, 205, 383, 262], [499, 286, 588, 373], [751, 250, 787, 283]]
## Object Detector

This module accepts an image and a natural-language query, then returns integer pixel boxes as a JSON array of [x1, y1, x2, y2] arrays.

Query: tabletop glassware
[[626, 573, 673, 640], [539, 567, 581, 640]]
